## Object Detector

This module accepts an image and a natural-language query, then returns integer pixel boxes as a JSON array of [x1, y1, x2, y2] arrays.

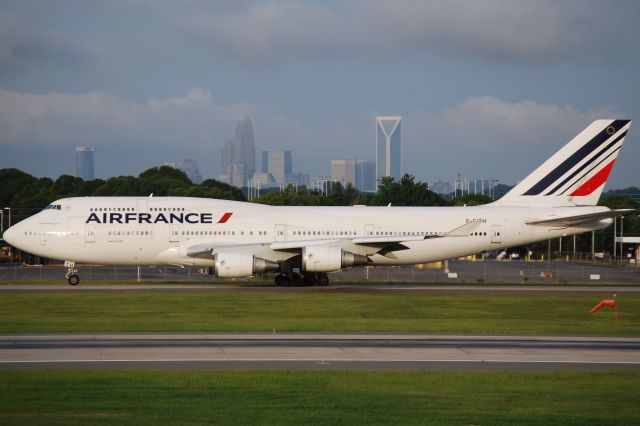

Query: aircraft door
[[85, 224, 95, 243], [169, 225, 179, 243], [491, 225, 502, 243], [275, 224, 286, 242]]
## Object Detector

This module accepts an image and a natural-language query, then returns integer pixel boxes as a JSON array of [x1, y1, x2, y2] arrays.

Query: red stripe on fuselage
[[217, 212, 233, 223], [569, 160, 615, 196]]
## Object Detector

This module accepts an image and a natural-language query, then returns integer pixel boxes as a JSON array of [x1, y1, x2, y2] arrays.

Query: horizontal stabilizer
[[525, 209, 634, 227]]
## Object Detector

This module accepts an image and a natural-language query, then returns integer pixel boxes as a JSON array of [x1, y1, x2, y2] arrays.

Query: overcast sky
[[1, 0, 639, 188]]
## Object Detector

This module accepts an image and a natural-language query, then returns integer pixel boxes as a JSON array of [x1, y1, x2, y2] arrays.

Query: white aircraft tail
[[494, 119, 632, 207]]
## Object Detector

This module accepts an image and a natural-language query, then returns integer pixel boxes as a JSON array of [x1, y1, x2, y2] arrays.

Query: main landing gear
[[64, 260, 80, 286], [274, 272, 329, 287]]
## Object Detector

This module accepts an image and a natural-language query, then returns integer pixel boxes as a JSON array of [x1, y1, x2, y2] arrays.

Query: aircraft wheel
[[303, 274, 316, 286], [67, 274, 80, 286], [317, 274, 329, 286], [275, 274, 290, 287]]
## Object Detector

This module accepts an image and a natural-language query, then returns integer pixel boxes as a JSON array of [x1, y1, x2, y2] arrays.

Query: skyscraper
[[262, 150, 292, 185], [220, 116, 255, 187], [375, 116, 402, 182], [356, 160, 377, 192], [75, 146, 95, 180], [331, 159, 377, 191], [331, 159, 357, 188], [179, 159, 203, 184]]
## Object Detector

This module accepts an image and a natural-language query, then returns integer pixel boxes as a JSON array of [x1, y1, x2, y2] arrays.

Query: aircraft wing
[[271, 221, 483, 249], [184, 221, 484, 261], [525, 209, 634, 227], [186, 243, 275, 259]]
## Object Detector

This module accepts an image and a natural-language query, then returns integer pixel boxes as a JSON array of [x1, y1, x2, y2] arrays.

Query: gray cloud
[[405, 97, 625, 182], [0, 8, 89, 72], [0, 88, 239, 150], [0, 87, 319, 177], [2, 87, 633, 186], [175, 0, 634, 64], [0, 10, 27, 68]]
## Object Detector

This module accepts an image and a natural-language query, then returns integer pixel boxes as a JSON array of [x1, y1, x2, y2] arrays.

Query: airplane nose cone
[[3, 225, 18, 246]]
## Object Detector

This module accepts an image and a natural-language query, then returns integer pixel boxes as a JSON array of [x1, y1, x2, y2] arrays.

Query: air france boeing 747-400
[[3, 120, 633, 285]]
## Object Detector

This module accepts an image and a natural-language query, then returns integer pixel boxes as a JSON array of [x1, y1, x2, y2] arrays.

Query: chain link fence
[[1, 260, 639, 284]]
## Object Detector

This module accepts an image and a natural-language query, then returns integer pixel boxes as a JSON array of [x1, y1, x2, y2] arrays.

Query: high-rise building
[[75, 146, 95, 180], [356, 160, 377, 192], [331, 160, 357, 188], [331, 159, 377, 192], [179, 159, 203, 184], [375, 116, 402, 182], [261, 150, 292, 185], [220, 116, 255, 187]]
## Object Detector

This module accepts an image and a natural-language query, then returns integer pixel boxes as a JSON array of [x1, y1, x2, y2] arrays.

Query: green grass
[[0, 292, 638, 335], [1, 369, 639, 425]]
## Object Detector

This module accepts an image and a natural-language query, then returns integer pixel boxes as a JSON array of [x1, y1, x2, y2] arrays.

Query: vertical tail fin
[[494, 119, 631, 207]]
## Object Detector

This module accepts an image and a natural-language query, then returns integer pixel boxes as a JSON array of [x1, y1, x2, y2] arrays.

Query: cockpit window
[[43, 204, 62, 211]]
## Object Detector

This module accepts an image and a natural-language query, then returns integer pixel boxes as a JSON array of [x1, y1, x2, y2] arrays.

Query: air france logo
[[86, 211, 233, 224]]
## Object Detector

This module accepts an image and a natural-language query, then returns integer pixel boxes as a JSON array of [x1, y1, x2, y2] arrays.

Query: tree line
[[0, 168, 489, 222], [0, 167, 244, 225]]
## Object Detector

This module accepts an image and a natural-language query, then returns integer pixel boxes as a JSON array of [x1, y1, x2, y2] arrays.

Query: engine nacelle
[[214, 252, 279, 278], [302, 246, 369, 272]]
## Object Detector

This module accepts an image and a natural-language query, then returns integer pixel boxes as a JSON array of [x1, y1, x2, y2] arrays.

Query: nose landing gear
[[64, 260, 80, 286]]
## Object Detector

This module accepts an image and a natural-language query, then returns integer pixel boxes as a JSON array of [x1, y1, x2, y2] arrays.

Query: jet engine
[[214, 252, 279, 278], [302, 246, 368, 272]]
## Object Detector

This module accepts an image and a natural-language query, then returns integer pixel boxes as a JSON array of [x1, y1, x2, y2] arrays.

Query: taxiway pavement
[[1, 333, 638, 370]]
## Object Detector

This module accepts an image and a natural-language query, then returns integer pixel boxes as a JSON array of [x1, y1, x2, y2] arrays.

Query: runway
[[1, 333, 639, 370], [1, 284, 640, 294]]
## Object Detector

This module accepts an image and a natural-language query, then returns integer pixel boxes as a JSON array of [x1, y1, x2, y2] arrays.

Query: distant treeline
[[0, 167, 244, 224], [0, 168, 492, 223]]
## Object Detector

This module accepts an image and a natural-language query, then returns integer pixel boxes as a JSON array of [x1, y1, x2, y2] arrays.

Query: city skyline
[[1, 2, 639, 188]]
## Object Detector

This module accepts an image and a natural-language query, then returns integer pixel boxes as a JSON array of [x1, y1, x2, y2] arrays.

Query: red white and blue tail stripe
[[495, 119, 631, 207]]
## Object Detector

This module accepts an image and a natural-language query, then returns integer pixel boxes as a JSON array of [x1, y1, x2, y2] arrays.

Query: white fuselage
[[4, 197, 610, 268]]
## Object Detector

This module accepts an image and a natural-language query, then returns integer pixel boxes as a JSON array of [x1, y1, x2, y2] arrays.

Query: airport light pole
[[0, 210, 3, 236], [547, 239, 551, 273], [3, 207, 9, 229], [613, 216, 617, 261], [559, 237, 562, 258], [620, 216, 624, 263]]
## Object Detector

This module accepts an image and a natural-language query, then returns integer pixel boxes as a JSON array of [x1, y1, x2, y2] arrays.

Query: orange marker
[[590, 294, 618, 323]]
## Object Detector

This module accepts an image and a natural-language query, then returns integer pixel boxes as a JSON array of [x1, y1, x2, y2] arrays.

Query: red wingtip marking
[[570, 160, 616, 196], [217, 212, 233, 224]]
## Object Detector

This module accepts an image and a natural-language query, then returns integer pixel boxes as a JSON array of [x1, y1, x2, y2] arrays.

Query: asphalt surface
[[1, 334, 638, 370], [1, 283, 639, 294]]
